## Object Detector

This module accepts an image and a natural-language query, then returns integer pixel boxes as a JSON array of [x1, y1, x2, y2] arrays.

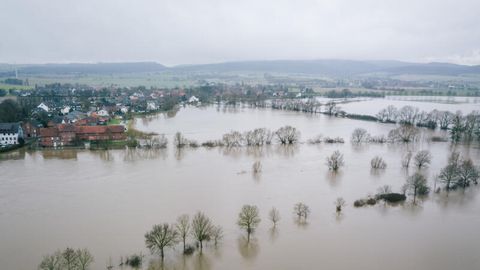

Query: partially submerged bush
[[201, 140, 224, 147], [323, 137, 345, 143], [326, 150, 345, 171], [183, 245, 195, 255], [354, 197, 377, 207], [307, 135, 323, 144], [369, 135, 387, 143], [371, 156, 387, 169], [376, 193, 407, 203], [125, 254, 144, 268], [252, 161, 262, 174]]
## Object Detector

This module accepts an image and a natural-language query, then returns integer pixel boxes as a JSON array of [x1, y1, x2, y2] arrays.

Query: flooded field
[[340, 95, 480, 116], [1, 103, 480, 270]]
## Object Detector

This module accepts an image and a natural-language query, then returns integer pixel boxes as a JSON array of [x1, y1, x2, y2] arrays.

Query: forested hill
[[1, 60, 480, 77]]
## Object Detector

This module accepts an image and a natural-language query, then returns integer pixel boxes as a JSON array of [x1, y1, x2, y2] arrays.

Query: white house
[[188, 96, 200, 103], [96, 109, 109, 117], [60, 106, 71, 115], [37, 102, 50, 112], [120, 106, 129, 114], [147, 101, 159, 111], [0, 123, 24, 147]]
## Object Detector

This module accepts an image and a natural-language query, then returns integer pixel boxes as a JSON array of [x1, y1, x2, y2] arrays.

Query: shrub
[[371, 156, 387, 169], [324, 137, 345, 143], [376, 193, 407, 203]]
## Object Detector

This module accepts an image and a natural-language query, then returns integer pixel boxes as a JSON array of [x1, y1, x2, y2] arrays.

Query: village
[[0, 83, 206, 151]]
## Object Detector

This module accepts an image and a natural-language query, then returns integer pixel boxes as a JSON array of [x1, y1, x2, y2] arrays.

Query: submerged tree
[[414, 150, 432, 169], [174, 132, 188, 148], [211, 225, 223, 246], [406, 172, 430, 204], [457, 159, 480, 189], [145, 223, 179, 260], [388, 124, 419, 142], [275, 125, 300, 144], [326, 150, 345, 171], [268, 207, 281, 227], [438, 163, 459, 191], [252, 161, 262, 174], [76, 249, 94, 270], [370, 156, 387, 169], [351, 128, 370, 143], [293, 202, 310, 221], [176, 214, 190, 253], [191, 211, 213, 252], [335, 197, 346, 213], [401, 151, 413, 168], [39, 251, 62, 270], [237, 205, 261, 241], [62, 248, 78, 270]]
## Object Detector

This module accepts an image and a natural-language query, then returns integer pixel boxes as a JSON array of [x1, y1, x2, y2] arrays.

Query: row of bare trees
[[39, 248, 93, 270], [376, 105, 480, 142], [144, 212, 223, 261]]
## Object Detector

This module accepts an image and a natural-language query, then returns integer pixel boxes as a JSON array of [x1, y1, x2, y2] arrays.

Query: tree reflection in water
[[237, 235, 260, 261]]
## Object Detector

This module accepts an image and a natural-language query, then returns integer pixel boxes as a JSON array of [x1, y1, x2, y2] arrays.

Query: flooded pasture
[[1, 102, 480, 270]]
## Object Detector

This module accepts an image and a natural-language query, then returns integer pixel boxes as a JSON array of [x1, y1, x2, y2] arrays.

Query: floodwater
[[340, 95, 480, 116], [1, 102, 480, 270]]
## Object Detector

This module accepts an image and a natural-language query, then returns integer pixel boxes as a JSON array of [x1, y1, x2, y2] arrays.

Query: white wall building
[[37, 102, 50, 112], [0, 123, 24, 147]]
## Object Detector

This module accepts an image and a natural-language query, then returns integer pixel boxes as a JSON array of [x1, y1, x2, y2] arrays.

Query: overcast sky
[[1, 0, 479, 66]]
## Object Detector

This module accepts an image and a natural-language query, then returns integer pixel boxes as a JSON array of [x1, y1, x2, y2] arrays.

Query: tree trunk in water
[[161, 248, 164, 260]]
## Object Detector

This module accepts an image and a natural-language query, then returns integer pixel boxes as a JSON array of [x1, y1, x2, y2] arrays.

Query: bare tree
[[438, 163, 459, 191], [370, 156, 387, 169], [268, 207, 281, 227], [39, 251, 62, 270], [176, 214, 190, 253], [62, 248, 78, 270], [351, 128, 370, 143], [275, 126, 300, 144], [335, 197, 346, 213], [191, 211, 213, 251], [325, 101, 339, 116], [237, 205, 261, 241], [406, 172, 430, 204], [388, 124, 419, 142], [223, 131, 244, 147], [293, 202, 310, 220], [450, 111, 465, 142], [402, 151, 413, 168], [414, 150, 432, 169], [326, 150, 344, 171], [398, 105, 419, 125], [438, 111, 453, 130], [252, 161, 262, 174], [457, 159, 480, 188], [76, 249, 94, 270], [245, 128, 272, 146], [145, 223, 179, 260], [211, 226, 223, 246], [174, 132, 188, 148]]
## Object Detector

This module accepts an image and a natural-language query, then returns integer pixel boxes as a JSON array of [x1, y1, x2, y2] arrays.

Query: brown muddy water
[[1, 104, 480, 270]]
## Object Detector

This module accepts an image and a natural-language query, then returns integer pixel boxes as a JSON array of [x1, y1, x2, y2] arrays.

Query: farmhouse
[[39, 124, 126, 147]]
